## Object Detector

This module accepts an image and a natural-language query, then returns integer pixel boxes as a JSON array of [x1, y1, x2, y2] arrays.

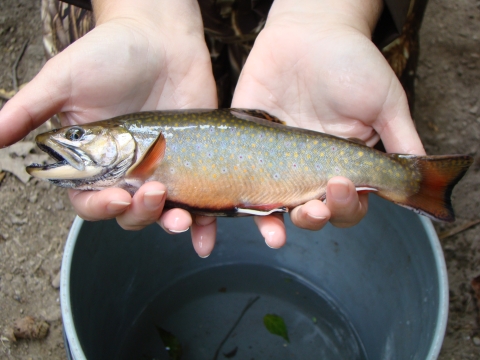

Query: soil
[[0, 0, 479, 359]]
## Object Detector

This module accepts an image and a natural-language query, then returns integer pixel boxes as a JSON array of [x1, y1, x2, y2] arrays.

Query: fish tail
[[379, 155, 473, 222]]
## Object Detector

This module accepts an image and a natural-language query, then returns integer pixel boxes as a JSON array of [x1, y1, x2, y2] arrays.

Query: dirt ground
[[0, 0, 479, 359]]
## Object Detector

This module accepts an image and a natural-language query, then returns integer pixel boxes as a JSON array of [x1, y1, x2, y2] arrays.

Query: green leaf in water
[[155, 326, 183, 360], [263, 314, 290, 343]]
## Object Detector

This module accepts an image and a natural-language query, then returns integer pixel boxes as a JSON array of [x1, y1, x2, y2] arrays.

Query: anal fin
[[235, 207, 288, 216]]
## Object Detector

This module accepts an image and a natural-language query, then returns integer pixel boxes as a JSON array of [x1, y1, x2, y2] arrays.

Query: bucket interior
[[61, 196, 447, 360]]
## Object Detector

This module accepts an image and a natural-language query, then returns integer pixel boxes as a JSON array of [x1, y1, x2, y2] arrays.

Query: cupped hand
[[0, 0, 217, 256], [232, 1, 426, 248]]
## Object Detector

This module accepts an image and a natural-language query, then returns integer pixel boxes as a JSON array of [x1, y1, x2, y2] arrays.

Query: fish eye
[[65, 127, 85, 141]]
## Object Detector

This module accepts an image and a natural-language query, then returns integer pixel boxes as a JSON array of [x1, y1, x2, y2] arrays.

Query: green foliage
[[155, 326, 183, 360], [263, 314, 289, 343]]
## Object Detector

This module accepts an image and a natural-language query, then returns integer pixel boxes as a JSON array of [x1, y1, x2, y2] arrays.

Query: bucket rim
[[60, 215, 448, 360]]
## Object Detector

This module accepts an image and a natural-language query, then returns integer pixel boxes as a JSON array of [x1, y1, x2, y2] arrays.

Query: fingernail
[[144, 190, 165, 210], [307, 213, 327, 221], [167, 228, 190, 234], [107, 201, 131, 213], [330, 180, 350, 201], [264, 232, 280, 249], [199, 253, 210, 258]]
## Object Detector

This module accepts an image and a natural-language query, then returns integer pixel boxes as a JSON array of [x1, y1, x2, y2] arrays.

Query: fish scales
[[120, 110, 420, 211], [26, 109, 473, 221]]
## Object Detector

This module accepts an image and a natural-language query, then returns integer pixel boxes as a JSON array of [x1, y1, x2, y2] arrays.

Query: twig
[[439, 219, 480, 240], [212, 296, 260, 360], [12, 40, 29, 93]]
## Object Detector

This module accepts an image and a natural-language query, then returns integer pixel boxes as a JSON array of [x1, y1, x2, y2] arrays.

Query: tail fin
[[380, 155, 473, 222]]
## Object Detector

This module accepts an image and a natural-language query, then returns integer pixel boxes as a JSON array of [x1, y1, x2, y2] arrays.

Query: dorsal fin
[[347, 137, 367, 146], [126, 132, 166, 179], [230, 109, 286, 125]]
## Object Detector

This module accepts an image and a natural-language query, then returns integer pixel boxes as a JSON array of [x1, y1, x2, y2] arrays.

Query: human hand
[[233, 0, 426, 248], [0, 0, 217, 256]]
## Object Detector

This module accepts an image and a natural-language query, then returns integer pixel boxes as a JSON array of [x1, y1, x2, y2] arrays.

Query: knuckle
[[116, 219, 146, 231]]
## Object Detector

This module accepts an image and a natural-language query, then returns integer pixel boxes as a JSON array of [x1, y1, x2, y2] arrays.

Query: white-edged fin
[[347, 137, 367, 146], [355, 187, 378, 192], [235, 207, 288, 216], [27, 164, 103, 180]]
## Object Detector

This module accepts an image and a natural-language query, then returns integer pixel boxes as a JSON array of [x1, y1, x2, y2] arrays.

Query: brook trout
[[27, 109, 473, 221]]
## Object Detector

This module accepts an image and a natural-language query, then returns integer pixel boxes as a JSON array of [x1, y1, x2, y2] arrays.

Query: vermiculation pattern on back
[[121, 109, 421, 211]]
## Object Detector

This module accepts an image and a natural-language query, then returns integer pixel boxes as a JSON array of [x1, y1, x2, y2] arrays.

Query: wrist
[[92, 0, 204, 35], [268, 0, 383, 38]]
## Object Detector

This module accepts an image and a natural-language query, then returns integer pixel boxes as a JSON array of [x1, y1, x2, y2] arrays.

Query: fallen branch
[[439, 219, 480, 240]]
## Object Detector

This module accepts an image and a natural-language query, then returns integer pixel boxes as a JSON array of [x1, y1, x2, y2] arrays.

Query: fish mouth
[[26, 139, 103, 180]]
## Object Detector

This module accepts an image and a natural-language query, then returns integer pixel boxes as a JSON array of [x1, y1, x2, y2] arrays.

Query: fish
[[26, 109, 473, 221]]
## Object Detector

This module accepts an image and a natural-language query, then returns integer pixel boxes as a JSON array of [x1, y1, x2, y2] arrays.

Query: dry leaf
[[12, 316, 49, 340], [0, 142, 49, 183], [0, 83, 28, 100], [0, 88, 16, 100]]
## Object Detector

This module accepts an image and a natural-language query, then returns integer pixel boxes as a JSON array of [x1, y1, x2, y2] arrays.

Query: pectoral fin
[[126, 132, 166, 179]]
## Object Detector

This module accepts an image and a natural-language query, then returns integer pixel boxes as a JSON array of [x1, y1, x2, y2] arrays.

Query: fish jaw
[[26, 135, 106, 179], [26, 124, 137, 187]]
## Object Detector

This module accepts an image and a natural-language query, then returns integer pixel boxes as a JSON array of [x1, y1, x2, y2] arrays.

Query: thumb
[[374, 81, 426, 156], [0, 56, 71, 147]]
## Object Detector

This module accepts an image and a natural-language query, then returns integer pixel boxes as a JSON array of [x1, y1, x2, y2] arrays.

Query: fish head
[[26, 123, 136, 186]]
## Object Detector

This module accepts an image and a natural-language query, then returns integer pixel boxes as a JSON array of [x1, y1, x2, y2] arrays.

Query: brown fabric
[[52, 0, 427, 109], [382, 0, 429, 110], [373, 0, 411, 47]]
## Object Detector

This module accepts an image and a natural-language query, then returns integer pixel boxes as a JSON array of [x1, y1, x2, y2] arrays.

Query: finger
[[0, 56, 70, 147], [191, 216, 216, 258], [115, 182, 167, 230], [290, 199, 330, 231], [68, 188, 132, 221], [375, 82, 426, 155], [254, 213, 286, 249], [158, 208, 193, 234], [326, 177, 368, 228]]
